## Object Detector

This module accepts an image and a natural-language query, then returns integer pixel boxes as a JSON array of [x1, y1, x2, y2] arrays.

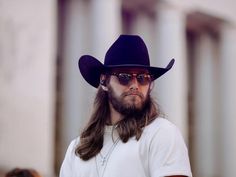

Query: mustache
[[122, 91, 144, 98]]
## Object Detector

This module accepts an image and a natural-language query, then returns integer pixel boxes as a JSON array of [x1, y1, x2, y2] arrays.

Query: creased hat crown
[[104, 35, 150, 66]]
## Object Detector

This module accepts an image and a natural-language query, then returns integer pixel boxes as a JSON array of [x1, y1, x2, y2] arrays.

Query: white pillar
[[59, 0, 92, 165], [219, 23, 236, 177], [131, 12, 156, 61], [192, 32, 218, 177], [155, 2, 188, 140], [90, 0, 122, 60], [0, 1, 56, 176]]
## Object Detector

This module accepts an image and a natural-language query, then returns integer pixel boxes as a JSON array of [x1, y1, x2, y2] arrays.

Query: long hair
[[75, 86, 160, 161]]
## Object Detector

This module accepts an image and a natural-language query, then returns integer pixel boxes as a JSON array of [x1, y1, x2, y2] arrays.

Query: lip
[[123, 91, 143, 98], [126, 92, 139, 95], [126, 93, 141, 97], [128, 93, 138, 96]]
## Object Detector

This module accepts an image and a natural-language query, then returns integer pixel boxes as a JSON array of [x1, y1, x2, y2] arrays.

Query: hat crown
[[104, 35, 150, 66]]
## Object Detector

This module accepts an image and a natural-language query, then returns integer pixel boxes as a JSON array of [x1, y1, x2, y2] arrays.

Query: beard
[[107, 86, 150, 117]]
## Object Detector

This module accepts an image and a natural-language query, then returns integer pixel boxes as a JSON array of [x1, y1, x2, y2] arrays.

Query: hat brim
[[79, 55, 175, 88]]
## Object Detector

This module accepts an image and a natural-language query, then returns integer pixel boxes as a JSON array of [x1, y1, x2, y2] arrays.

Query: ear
[[101, 85, 108, 91], [100, 75, 108, 91]]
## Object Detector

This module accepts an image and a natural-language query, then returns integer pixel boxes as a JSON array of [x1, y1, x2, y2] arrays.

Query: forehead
[[109, 67, 149, 74]]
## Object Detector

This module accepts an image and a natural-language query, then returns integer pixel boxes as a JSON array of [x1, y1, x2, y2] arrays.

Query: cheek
[[109, 79, 126, 95], [140, 86, 150, 97], [107, 86, 122, 100]]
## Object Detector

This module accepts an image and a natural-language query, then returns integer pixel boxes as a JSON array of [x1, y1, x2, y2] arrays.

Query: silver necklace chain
[[99, 137, 119, 166], [95, 137, 120, 177]]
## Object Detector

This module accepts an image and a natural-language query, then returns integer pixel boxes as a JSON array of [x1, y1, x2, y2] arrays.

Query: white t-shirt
[[60, 118, 192, 177]]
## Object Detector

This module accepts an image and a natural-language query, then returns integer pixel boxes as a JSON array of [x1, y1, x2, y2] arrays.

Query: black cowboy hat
[[78, 34, 175, 88]]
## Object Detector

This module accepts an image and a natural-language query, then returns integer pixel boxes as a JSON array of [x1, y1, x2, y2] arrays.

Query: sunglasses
[[110, 72, 153, 86]]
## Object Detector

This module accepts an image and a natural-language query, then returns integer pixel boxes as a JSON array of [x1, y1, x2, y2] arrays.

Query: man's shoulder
[[142, 117, 179, 138], [141, 117, 184, 147], [145, 117, 176, 131], [66, 136, 80, 152]]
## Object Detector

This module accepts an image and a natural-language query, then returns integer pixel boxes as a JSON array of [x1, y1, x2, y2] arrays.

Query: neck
[[108, 102, 123, 125]]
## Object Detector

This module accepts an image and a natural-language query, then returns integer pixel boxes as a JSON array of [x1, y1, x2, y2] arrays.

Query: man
[[60, 35, 192, 177]]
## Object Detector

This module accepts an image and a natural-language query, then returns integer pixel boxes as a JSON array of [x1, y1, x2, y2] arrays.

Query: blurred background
[[1, 0, 236, 177]]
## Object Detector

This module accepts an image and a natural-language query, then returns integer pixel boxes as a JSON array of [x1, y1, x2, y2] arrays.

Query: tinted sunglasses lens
[[117, 73, 151, 85], [137, 74, 151, 85], [118, 73, 132, 85]]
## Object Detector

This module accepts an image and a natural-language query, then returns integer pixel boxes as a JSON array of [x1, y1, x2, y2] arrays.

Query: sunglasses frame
[[110, 72, 153, 86]]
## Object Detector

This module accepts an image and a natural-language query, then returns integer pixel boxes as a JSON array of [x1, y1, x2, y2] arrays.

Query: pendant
[[101, 157, 106, 166]]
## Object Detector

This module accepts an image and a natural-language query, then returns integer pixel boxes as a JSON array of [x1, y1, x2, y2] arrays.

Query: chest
[[74, 139, 148, 177]]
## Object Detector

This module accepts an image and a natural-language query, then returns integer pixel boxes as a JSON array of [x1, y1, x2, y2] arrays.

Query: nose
[[129, 76, 139, 90]]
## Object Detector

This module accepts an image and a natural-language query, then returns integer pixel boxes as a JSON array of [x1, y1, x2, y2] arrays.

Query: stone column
[[155, 2, 188, 140], [131, 11, 156, 61], [219, 23, 236, 177], [58, 0, 91, 166], [192, 32, 218, 177], [90, 0, 122, 59], [0, 1, 56, 176]]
